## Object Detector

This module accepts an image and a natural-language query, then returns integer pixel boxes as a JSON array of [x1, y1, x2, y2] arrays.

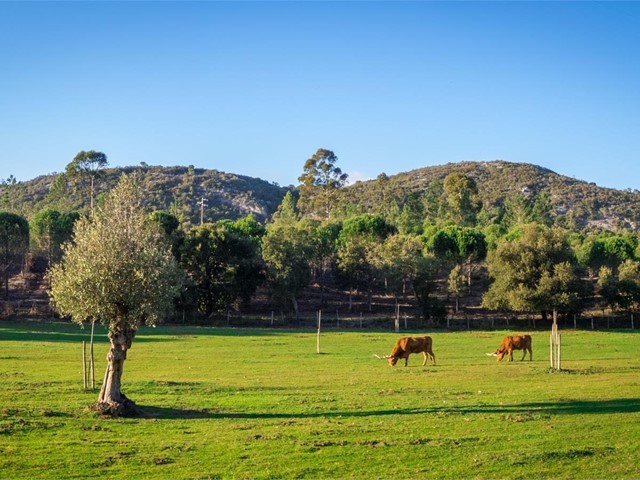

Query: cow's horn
[[486, 352, 497, 356], [374, 354, 382, 359]]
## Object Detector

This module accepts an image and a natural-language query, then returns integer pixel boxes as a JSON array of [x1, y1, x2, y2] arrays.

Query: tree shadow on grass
[[0, 321, 294, 343], [136, 397, 640, 420]]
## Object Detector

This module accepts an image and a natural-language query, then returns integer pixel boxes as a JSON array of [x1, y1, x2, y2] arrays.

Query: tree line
[[2, 148, 640, 324]]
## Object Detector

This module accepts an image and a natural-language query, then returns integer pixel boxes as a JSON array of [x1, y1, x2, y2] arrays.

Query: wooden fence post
[[82, 341, 87, 390], [89, 321, 95, 390], [316, 310, 322, 354], [550, 310, 561, 370]]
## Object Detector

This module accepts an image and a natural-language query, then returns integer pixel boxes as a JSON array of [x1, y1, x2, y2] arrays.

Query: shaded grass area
[[0, 321, 639, 479]]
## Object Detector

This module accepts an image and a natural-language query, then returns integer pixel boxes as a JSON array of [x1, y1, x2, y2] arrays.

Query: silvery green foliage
[[49, 174, 183, 332]]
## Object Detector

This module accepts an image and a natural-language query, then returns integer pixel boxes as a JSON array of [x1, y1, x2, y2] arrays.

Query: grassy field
[[0, 320, 639, 479]]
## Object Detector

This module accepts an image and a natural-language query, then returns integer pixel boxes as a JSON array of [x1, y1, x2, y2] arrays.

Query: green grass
[[1, 321, 639, 479]]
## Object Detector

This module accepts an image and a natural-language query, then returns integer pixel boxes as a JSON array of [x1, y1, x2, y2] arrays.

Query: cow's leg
[[508, 351, 513, 362], [404, 356, 409, 367], [422, 352, 427, 366], [520, 350, 527, 361], [430, 351, 436, 365]]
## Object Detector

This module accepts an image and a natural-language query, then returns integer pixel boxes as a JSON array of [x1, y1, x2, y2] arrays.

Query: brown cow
[[488, 334, 532, 362], [378, 336, 436, 367]]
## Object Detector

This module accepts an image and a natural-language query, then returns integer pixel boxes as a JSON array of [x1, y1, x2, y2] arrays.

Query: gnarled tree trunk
[[95, 327, 139, 416]]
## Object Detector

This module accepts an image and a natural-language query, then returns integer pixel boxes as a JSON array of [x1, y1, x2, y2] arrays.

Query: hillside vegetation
[[3, 157, 640, 326], [1, 165, 288, 225], [344, 161, 640, 232], [2, 160, 640, 231]]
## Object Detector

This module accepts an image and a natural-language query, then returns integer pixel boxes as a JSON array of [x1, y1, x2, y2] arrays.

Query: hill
[[1, 165, 289, 225], [343, 160, 640, 232], [2, 160, 640, 232]]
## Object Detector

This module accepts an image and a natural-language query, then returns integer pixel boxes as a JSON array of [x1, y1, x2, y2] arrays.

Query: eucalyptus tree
[[48, 175, 183, 416], [261, 192, 314, 319], [65, 150, 109, 212], [397, 193, 425, 235], [0, 212, 29, 298], [530, 191, 554, 226], [442, 173, 481, 226], [297, 148, 348, 220], [423, 178, 445, 225], [499, 194, 531, 230]]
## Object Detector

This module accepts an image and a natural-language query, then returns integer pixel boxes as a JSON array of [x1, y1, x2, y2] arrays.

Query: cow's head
[[486, 349, 505, 361], [374, 354, 397, 366]]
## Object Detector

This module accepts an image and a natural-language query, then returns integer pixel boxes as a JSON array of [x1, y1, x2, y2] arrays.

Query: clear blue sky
[[1, 1, 639, 190]]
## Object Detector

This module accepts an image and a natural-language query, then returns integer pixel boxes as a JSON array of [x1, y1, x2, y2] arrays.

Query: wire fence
[[189, 309, 637, 332], [3, 296, 636, 332]]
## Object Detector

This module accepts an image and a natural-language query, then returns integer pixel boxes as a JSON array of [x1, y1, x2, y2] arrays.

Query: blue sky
[[1, 1, 639, 190]]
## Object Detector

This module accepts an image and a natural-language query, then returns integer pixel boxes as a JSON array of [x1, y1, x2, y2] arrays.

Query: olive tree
[[48, 175, 183, 416]]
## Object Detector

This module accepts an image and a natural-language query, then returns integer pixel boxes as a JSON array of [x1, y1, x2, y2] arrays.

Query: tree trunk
[[291, 294, 299, 323], [95, 328, 139, 416]]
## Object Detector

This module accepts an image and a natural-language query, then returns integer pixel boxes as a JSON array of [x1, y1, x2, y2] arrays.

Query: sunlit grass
[[1, 321, 639, 479]]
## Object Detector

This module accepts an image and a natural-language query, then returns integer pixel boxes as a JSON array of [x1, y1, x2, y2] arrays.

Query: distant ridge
[[343, 160, 640, 231], [3, 165, 289, 225], [3, 160, 639, 231]]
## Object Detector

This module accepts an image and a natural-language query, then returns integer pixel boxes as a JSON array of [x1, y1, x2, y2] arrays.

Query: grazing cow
[[378, 336, 436, 367], [488, 334, 532, 362]]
